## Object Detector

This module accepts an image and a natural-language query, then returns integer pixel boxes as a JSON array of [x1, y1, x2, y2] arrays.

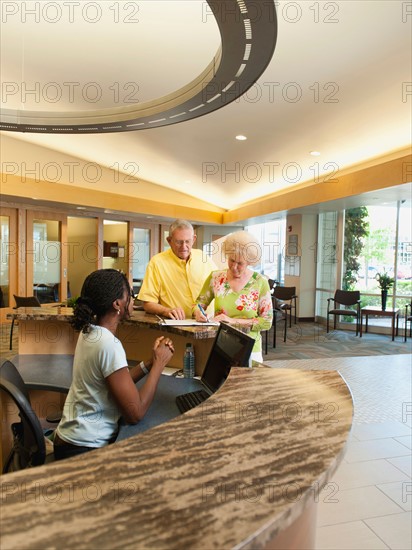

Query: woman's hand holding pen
[[194, 304, 209, 322]]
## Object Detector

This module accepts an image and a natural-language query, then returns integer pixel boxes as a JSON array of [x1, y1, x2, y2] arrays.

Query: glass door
[[0, 208, 17, 307], [27, 211, 67, 303], [128, 222, 158, 296]]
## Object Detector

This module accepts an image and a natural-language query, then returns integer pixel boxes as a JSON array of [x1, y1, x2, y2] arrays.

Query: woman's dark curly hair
[[71, 269, 132, 333]]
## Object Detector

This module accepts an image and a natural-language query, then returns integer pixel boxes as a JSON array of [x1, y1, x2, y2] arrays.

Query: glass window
[[33, 219, 61, 303], [315, 212, 339, 319], [103, 220, 128, 273], [246, 219, 286, 281], [131, 227, 151, 295]]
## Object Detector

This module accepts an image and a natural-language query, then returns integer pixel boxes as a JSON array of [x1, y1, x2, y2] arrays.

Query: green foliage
[[66, 296, 79, 308], [343, 207, 369, 290], [376, 271, 395, 291]]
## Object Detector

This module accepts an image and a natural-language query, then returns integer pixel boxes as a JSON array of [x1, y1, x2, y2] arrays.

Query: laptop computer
[[175, 323, 255, 413]]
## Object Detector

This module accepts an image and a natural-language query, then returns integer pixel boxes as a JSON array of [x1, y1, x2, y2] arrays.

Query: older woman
[[194, 231, 273, 362]]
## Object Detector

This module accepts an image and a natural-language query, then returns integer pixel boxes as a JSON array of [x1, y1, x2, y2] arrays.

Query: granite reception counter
[[7, 307, 218, 373], [0, 365, 353, 550]]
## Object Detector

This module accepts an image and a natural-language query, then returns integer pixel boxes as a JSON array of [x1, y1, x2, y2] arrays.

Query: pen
[[197, 304, 209, 321]]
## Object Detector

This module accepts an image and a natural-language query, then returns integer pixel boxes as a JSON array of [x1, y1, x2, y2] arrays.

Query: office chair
[[9, 295, 41, 350], [326, 290, 361, 336], [272, 286, 298, 327], [0, 360, 54, 473]]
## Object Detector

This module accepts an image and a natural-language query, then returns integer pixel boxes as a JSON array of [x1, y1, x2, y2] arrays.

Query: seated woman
[[54, 269, 174, 460], [194, 231, 273, 362]]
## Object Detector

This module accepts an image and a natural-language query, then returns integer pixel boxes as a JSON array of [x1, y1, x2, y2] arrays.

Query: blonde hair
[[222, 231, 262, 266]]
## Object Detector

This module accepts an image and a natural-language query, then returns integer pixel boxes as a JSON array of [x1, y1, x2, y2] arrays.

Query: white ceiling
[[1, 0, 411, 212]]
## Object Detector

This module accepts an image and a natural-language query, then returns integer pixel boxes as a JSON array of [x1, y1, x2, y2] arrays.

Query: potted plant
[[375, 271, 395, 311], [65, 296, 79, 309]]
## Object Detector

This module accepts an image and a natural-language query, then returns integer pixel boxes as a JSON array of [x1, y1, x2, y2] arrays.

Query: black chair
[[273, 286, 298, 327], [9, 295, 41, 350], [0, 360, 53, 473], [326, 290, 361, 335], [262, 301, 287, 352], [405, 302, 412, 342], [272, 306, 287, 348]]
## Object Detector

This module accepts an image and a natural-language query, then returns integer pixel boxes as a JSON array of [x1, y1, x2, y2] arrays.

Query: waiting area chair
[[262, 301, 287, 353], [405, 302, 412, 342], [326, 290, 361, 335], [0, 360, 54, 473], [272, 286, 298, 327], [9, 295, 42, 350]]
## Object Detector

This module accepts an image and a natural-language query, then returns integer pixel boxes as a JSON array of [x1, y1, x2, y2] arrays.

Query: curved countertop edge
[[6, 307, 218, 339], [0, 366, 353, 550]]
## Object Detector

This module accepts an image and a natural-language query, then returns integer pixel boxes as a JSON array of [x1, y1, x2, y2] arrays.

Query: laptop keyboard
[[175, 389, 210, 413]]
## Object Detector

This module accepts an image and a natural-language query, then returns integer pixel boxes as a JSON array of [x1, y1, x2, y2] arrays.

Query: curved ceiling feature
[[0, 0, 277, 134]]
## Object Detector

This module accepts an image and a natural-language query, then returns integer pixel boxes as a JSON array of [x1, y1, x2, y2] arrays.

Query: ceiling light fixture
[[236, 135, 247, 141], [0, 0, 277, 134], [310, 151, 321, 156]]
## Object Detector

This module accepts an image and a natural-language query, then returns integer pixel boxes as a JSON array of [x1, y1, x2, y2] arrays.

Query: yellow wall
[[67, 217, 98, 297], [224, 154, 412, 224], [1, 133, 410, 225]]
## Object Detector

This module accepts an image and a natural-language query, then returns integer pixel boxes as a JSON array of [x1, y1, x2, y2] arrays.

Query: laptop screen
[[201, 323, 255, 394]]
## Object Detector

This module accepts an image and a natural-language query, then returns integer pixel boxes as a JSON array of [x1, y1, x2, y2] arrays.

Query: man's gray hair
[[169, 219, 194, 236]]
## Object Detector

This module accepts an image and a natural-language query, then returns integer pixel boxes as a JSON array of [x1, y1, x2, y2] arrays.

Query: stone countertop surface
[[0, 366, 353, 550], [6, 308, 218, 339]]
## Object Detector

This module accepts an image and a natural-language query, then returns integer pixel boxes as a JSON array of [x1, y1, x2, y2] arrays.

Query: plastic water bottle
[[183, 343, 195, 378]]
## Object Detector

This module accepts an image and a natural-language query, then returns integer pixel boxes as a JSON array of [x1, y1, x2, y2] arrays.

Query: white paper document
[[161, 319, 219, 326]]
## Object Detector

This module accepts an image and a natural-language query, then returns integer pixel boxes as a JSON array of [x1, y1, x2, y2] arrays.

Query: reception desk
[[2, 307, 218, 469], [7, 307, 218, 374], [0, 365, 353, 549]]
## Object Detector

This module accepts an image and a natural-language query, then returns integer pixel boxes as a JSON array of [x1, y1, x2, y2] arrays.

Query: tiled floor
[[2, 323, 411, 548], [266, 354, 412, 549]]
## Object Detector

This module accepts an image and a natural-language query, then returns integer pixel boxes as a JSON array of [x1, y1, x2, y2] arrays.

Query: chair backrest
[[0, 360, 46, 472], [13, 295, 41, 308], [334, 290, 360, 306], [273, 286, 296, 301], [0, 359, 31, 403]]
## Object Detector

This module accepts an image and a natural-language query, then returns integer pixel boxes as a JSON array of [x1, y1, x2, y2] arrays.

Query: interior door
[[128, 221, 158, 295], [0, 207, 18, 308], [26, 211, 67, 303]]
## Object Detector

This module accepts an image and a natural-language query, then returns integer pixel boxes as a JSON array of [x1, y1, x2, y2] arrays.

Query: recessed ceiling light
[[310, 151, 321, 156], [236, 135, 247, 141], [76, 206, 86, 210]]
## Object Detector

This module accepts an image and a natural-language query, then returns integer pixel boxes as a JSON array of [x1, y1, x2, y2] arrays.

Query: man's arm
[[143, 301, 185, 320]]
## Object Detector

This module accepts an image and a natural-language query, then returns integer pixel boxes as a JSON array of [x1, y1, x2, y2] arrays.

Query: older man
[[138, 219, 215, 319]]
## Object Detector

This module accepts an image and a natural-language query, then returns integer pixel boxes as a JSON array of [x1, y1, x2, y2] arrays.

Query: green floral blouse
[[195, 270, 273, 353]]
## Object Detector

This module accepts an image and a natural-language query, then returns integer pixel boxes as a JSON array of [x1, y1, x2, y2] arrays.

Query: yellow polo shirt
[[138, 248, 216, 318]]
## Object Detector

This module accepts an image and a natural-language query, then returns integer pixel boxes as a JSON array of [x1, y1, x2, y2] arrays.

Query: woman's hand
[[152, 336, 174, 369], [213, 313, 233, 323], [194, 307, 208, 322]]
